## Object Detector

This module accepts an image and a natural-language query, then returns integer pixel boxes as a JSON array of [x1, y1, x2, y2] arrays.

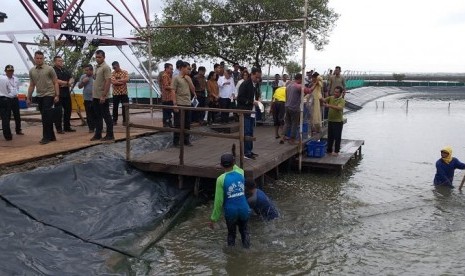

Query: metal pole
[[125, 103, 131, 160], [145, 0, 154, 122], [298, 0, 309, 172], [7, 34, 31, 71], [267, 64, 271, 100], [239, 113, 245, 168]]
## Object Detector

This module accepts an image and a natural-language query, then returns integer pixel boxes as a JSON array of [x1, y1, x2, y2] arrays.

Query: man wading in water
[[434, 146, 465, 189], [209, 153, 250, 248]]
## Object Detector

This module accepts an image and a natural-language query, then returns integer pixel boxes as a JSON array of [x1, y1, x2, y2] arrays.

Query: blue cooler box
[[306, 140, 327, 158], [19, 100, 28, 109]]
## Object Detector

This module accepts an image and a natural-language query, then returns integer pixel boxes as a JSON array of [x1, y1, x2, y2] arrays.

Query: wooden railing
[[124, 103, 255, 168]]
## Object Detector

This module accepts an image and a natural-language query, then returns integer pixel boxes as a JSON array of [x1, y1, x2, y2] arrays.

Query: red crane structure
[[0, 0, 158, 97]]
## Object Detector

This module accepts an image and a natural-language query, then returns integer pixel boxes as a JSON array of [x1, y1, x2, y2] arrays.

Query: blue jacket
[[434, 157, 465, 187], [247, 189, 279, 221]]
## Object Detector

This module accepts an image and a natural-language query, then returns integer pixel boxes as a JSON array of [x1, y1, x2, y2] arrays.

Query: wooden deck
[[300, 139, 364, 171], [129, 126, 310, 183], [0, 110, 159, 168]]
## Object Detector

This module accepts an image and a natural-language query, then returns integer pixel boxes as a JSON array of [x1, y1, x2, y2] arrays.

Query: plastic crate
[[306, 140, 327, 158], [19, 100, 28, 109]]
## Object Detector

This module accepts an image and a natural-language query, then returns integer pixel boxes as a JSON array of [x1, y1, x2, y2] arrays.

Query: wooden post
[[194, 177, 200, 197], [239, 113, 245, 168], [125, 103, 131, 160], [178, 175, 184, 189], [274, 166, 279, 180], [179, 109, 185, 165]]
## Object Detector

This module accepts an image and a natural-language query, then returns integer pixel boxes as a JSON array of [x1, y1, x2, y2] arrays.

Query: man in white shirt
[[4, 65, 23, 135], [218, 69, 236, 123], [0, 65, 18, 140]]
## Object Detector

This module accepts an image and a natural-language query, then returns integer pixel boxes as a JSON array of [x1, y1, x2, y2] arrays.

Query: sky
[[0, 0, 465, 75]]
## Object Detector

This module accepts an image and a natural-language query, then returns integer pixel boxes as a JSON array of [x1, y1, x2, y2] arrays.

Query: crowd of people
[[158, 60, 263, 159], [1, 54, 348, 158], [0, 50, 130, 144], [271, 66, 347, 156]]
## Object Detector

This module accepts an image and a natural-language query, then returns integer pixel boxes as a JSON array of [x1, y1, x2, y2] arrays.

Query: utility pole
[[298, 0, 309, 172]]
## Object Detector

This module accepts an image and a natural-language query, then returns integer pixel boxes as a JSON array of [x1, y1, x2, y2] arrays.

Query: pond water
[[130, 91, 465, 275]]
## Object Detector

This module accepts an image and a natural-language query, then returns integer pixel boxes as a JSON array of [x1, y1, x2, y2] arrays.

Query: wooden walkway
[[300, 139, 364, 171], [0, 110, 159, 168], [129, 126, 307, 183]]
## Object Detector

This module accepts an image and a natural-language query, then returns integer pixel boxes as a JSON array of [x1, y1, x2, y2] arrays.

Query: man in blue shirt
[[78, 64, 96, 133], [245, 181, 279, 221]]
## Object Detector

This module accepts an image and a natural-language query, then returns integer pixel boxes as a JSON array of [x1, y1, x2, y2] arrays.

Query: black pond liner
[[0, 132, 194, 275]]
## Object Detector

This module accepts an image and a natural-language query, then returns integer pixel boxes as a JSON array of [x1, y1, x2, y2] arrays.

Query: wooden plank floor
[[129, 126, 311, 182], [300, 139, 364, 170], [0, 110, 159, 167]]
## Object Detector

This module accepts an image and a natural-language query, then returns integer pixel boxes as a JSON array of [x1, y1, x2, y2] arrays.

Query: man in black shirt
[[237, 67, 262, 160], [53, 56, 75, 132]]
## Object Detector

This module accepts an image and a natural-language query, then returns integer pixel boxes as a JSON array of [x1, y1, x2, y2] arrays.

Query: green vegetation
[[393, 73, 406, 82], [285, 61, 302, 78], [34, 35, 97, 77], [143, 0, 338, 68]]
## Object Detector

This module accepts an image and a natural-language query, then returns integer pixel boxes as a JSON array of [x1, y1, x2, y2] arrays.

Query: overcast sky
[[1, 0, 464, 75]]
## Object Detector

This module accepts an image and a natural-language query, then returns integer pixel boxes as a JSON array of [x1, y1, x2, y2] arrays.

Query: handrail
[[124, 103, 255, 168]]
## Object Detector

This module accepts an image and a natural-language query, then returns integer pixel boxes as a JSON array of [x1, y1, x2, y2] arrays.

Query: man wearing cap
[[0, 66, 18, 140], [27, 50, 60, 144], [53, 55, 75, 133], [111, 61, 129, 125], [5, 65, 23, 135], [210, 153, 250, 248]]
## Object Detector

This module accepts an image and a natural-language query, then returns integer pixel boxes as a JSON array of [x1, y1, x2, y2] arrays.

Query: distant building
[[0, 12, 7, 23]]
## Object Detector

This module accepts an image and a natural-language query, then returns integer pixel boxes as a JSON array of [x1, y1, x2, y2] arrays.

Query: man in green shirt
[[27, 50, 60, 144], [91, 49, 114, 141], [209, 153, 250, 248], [323, 86, 345, 156], [172, 61, 195, 146]]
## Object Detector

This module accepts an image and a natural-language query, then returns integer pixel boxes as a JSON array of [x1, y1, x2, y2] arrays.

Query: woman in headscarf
[[433, 146, 465, 188], [310, 72, 323, 134]]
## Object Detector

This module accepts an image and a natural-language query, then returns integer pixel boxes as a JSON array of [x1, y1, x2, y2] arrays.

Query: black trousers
[[327, 121, 343, 153], [192, 94, 206, 123], [10, 97, 21, 133], [225, 217, 250, 248], [93, 98, 114, 138], [84, 100, 96, 131], [112, 94, 129, 123], [218, 97, 231, 123], [162, 100, 174, 126], [173, 106, 191, 145], [37, 96, 56, 141], [0, 97, 12, 140], [207, 100, 219, 123], [54, 96, 72, 130]]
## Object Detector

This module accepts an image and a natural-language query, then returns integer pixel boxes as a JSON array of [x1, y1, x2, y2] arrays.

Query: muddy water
[[133, 93, 465, 275]]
